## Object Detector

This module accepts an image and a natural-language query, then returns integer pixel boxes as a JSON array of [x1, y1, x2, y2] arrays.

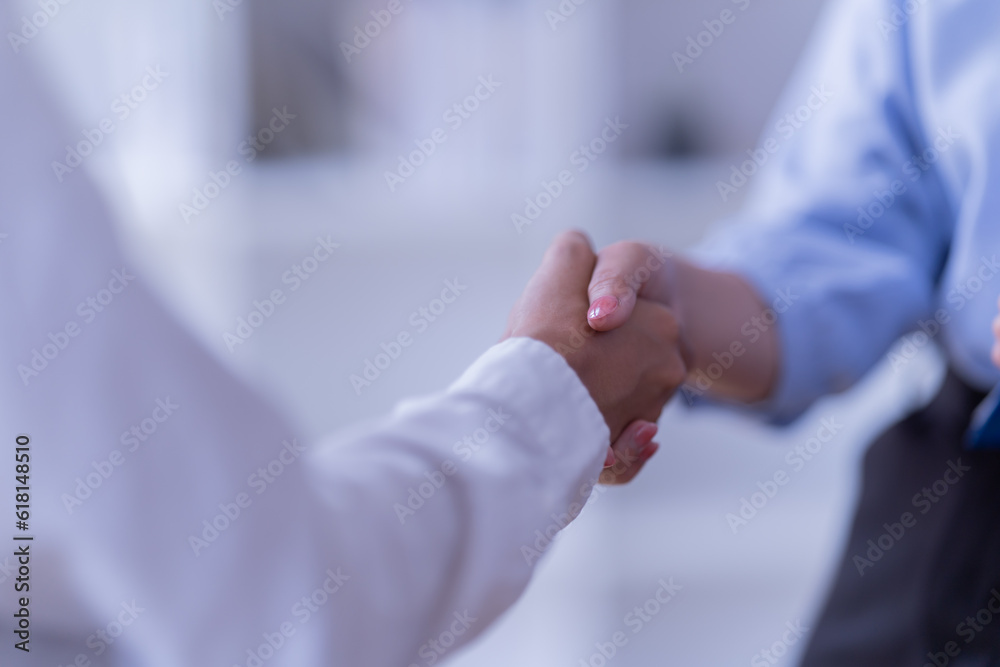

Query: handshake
[[502, 231, 779, 485]]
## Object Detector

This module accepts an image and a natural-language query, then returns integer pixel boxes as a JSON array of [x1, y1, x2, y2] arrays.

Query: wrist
[[660, 254, 696, 375], [668, 256, 779, 402]]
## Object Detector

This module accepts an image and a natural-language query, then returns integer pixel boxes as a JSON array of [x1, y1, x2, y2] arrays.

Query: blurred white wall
[[248, 0, 621, 174], [12, 0, 250, 203], [619, 0, 828, 156], [241, 0, 828, 159], [17, 0, 831, 223]]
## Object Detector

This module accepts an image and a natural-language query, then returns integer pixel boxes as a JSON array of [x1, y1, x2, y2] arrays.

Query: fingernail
[[604, 448, 616, 468], [634, 423, 658, 447], [642, 442, 660, 460], [588, 296, 619, 321]]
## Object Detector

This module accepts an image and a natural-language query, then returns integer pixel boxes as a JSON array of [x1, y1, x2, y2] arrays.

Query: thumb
[[587, 242, 667, 331]]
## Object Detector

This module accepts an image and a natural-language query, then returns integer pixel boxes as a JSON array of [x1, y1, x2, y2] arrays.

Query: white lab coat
[[0, 39, 608, 667]]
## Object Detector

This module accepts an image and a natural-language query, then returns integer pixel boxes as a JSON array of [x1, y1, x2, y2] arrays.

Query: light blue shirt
[[696, 0, 1000, 422]]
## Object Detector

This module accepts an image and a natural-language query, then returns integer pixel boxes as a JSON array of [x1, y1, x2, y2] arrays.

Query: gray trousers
[[801, 371, 1000, 667]]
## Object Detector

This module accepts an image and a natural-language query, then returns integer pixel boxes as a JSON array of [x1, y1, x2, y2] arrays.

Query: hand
[[600, 420, 660, 485], [585, 240, 780, 404], [502, 231, 686, 458], [585, 241, 679, 333]]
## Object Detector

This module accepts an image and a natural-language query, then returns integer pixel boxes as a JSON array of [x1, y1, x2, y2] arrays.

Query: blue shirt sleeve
[[692, 0, 956, 423]]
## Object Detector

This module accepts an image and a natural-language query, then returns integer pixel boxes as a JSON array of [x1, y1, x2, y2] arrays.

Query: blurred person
[[582, 0, 1000, 664], [0, 22, 689, 667]]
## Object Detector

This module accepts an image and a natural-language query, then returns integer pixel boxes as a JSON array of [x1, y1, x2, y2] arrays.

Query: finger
[[600, 420, 659, 485], [600, 437, 659, 485], [587, 243, 670, 332], [603, 446, 615, 468], [545, 229, 597, 281], [526, 230, 597, 304], [993, 341, 1000, 370]]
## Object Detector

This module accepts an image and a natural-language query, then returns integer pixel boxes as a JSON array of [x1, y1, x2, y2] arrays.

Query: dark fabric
[[801, 370, 1000, 667]]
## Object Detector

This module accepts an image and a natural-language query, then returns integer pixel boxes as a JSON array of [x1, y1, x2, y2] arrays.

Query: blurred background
[[13, 0, 950, 663]]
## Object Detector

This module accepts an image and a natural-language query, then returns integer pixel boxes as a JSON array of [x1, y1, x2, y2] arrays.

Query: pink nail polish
[[588, 295, 619, 321], [604, 449, 616, 468]]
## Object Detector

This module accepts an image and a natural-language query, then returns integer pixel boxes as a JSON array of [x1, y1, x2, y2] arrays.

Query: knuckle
[[652, 362, 685, 392], [554, 230, 592, 257], [589, 273, 633, 298], [606, 240, 643, 255]]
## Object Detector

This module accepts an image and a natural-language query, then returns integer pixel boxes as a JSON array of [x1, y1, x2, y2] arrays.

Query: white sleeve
[[308, 337, 609, 665], [0, 38, 609, 667]]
